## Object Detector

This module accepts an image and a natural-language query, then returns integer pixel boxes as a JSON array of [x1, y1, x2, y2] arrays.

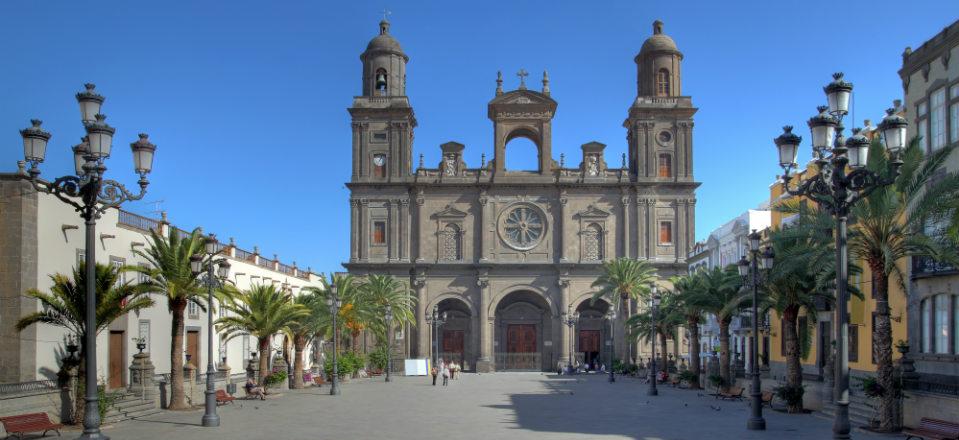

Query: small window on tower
[[658, 153, 672, 177], [373, 221, 386, 245], [375, 68, 388, 93], [659, 221, 673, 245], [657, 69, 671, 97], [373, 154, 387, 178]]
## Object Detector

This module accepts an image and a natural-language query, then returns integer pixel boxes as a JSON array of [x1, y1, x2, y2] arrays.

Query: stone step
[[103, 393, 160, 424]]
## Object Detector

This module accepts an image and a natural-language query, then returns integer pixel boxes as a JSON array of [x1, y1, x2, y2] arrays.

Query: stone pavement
[[98, 373, 898, 440]]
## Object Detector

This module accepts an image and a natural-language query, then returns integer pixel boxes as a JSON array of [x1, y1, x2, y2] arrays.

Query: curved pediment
[[488, 89, 557, 121]]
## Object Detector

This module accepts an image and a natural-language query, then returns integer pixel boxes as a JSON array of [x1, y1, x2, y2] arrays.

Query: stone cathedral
[[345, 19, 699, 372]]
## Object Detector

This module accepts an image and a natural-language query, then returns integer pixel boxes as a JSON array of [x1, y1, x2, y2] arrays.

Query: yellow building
[[765, 150, 908, 398]]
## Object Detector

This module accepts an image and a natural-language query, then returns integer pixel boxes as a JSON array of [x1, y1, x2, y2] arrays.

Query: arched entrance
[[574, 299, 611, 371], [436, 297, 472, 370], [494, 290, 553, 371]]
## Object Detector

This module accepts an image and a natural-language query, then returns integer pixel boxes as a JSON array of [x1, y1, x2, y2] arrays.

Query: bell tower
[[349, 19, 416, 183]]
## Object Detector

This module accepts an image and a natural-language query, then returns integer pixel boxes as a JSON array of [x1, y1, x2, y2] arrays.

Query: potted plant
[[895, 339, 909, 355], [132, 337, 146, 354], [774, 384, 806, 413]]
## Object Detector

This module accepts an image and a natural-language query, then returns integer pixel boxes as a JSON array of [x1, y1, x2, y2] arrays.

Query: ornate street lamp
[[606, 309, 617, 383], [385, 307, 393, 382], [326, 281, 342, 396], [190, 234, 231, 428], [647, 286, 661, 396], [561, 304, 580, 373], [775, 72, 907, 440], [425, 305, 448, 367], [20, 84, 156, 440], [737, 230, 775, 431]]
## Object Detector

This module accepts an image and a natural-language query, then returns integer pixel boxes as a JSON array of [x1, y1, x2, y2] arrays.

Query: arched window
[[658, 153, 672, 177], [442, 224, 461, 261], [375, 68, 388, 93], [373, 154, 387, 178], [656, 68, 670, 97], [583, 223, 603, 261]]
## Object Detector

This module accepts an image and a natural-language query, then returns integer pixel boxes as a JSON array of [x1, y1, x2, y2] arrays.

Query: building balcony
[[912, 255, 958, 279]]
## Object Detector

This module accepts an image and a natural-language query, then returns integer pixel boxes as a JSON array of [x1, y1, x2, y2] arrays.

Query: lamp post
[[425, 306, 448, 367], [606, 309, 617, 383], [561, 304, 580, 373], [20, 83, 156, 440], [190, 235, 231, 428], [774, 72, 907, 440], [647, 286, 660, 396], [737, 230, 775, 431], [327, 281, 342, 396], [385, 307, 393, 382]]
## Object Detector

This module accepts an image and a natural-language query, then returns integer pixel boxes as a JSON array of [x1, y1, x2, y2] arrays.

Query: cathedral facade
[[345, 19, 699, 372]]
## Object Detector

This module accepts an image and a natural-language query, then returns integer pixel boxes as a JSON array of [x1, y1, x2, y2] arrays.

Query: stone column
[[350, 199, 359, 262], [620, 189, 630, 258], [359, 199, 369, 261], [414, 277, 428, 358], [478, 190, 489, 262], [558, 278, 570, 370], [388, 199, 399, 262], [647, 198, 657, 260], [636, 199, 647, 259], [399, 199, 410, 261], [675, 199, 685, 263], [415, 189, 425, 262], [476, 277, 493, 372], [558, 190, 568, 262]]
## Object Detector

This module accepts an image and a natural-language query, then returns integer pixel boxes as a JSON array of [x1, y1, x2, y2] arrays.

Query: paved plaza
[[94, 373, 896, 440]]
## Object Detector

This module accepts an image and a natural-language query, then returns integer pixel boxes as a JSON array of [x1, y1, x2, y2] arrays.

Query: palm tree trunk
[[688, 317, 701, 389], [783, 305, 803, 413], [659, 331, 668, 373], [292, 335, 306, 389], [719, 319, 731, 390], [872, 269, 895, 431], [168, 301, 189, 410], [258, 336, 271, 387]]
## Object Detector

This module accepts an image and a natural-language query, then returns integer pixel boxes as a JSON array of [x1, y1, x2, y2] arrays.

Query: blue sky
[[0, 1, 952, 273]]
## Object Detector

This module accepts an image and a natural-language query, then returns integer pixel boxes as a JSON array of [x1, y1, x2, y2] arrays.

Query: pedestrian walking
[[431, 364, 438, 386], [450, 361, 457, 380], [442, 362, 450, 386]]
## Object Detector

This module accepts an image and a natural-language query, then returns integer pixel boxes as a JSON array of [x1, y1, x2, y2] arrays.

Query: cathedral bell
[[375, 72, 388, 91]]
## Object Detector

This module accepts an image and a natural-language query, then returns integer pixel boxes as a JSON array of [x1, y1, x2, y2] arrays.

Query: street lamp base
[[201, 414, 221, 427], [647, 388, 658, 396], [747, 418, 766, 430], [608, 373, 615, 383], [75, 430, 110, 440], [385, 376, 392, 382], [832, 403, 851, 439]]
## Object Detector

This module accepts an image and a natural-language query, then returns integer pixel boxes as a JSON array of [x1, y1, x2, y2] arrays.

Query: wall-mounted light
[[130, 242, 144, 249], [61, 224, 79, 232], [100, 233, 115, 240]]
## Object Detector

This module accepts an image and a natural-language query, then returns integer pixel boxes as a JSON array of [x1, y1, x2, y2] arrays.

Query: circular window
[[657, 131, 672, 144], [500, 204, 546, 250]]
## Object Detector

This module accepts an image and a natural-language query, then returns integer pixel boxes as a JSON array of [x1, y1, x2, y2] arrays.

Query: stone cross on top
[[382, 8, 391, 21], [517, 69, 529, 90]]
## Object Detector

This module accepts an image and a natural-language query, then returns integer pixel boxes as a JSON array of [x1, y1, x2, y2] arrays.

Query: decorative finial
[[885, 108, 895, 116], [517, 68, 529, 90], [783, 125, 794, 133], [653, 20, 664, 35], [229, 237, 236, 245], [480, 153, 486, 168], [418, 153, 424, 169], [817, 105, 829, 114], [496, 71, 503, 95], [542, 70, 550, 96], [160, 211, 168, 222], [559, 153, 565, 168], [622, 153, 627, 169], [379, 14, 391, 35], [16, 160, 26, 176]]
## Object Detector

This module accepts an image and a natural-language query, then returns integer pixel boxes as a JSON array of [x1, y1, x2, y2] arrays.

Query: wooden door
[[442, 330, 465, 364], [187, 330, 200, 367], [579, 330, 601, 353], [506, 325, 536, 369], [109, 331, 125, 389]]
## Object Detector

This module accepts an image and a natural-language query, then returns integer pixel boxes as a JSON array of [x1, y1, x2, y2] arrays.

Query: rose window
[[502, 205, 545, 250]]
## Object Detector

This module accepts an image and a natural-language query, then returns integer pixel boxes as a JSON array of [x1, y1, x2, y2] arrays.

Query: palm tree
[[16, 262, 155, 343], [591, 258, 657, 363], [697, 266, 744, 389], [359, 274, 417, 344], [217, 284, 309, 386], [671, 273, 708, 389], [848, 139, 959, 430], [627, 290, 682, 374], [133, 227, 210, 410], [286, 288, 329, 389], [333, 274, 370, 353]]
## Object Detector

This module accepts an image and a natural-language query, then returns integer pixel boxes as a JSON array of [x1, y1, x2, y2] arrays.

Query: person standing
[[431, 363, 438, 386], [442, 361, 450, 386]]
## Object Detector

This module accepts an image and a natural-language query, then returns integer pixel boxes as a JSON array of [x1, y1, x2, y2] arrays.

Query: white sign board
[[404, 358, 429, 376]]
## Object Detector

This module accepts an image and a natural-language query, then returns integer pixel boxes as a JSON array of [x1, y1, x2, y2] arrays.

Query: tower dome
[[634, 20, 683, 97], [359, 19, 409, 97]]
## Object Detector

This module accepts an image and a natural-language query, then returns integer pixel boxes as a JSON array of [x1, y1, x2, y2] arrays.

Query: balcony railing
[[0, 379, 59, 396], [912, 255, 957, 278], [118, 210, 160, 232]]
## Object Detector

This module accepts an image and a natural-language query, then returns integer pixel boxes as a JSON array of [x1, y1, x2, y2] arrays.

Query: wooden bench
[[215, 389, 236, 405], [761, 391, 775, 407], [903, 417, 959, 440], [716, 386, 745, 401], [0, 412, 63, 439], [367, 369, 383, 377], [313, 375, 325, 387], [669, 377, 682, 388]]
